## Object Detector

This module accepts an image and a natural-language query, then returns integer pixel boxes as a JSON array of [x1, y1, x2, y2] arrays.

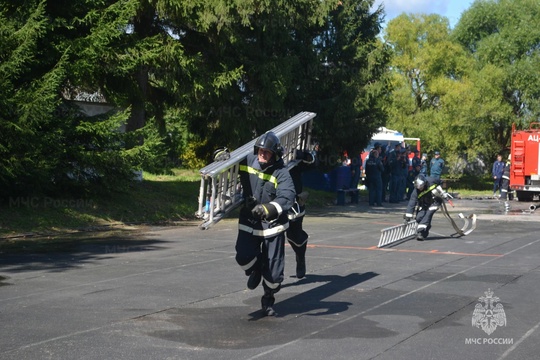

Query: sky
[[373, 0, 475, 28]]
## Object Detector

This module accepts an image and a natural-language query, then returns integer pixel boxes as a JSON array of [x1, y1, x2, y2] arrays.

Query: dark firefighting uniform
[[405, 176, 444, 239], [500, 161, 511, 200], [286, 150, 317, 265], [235, 153, 295, 291]]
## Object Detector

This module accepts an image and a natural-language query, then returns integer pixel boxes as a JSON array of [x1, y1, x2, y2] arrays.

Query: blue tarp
[[302, 166, 352, 192]]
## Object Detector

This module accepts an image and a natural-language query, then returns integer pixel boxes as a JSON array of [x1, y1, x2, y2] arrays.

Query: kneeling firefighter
[[235, 131, 296, 316], [404, 174, 451, 241]]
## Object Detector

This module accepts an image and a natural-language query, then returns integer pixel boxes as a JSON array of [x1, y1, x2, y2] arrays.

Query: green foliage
[[1, 0, 389, 197], [180, 136, 209, 170], [311, 1, 390, 158], [383, 11, 522, 174], [384, 14, 477, 165], [453, 0, 540, 143], [0, 1, 157, 198]]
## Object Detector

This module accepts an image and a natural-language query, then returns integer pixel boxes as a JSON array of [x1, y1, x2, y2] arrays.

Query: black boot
[[261, 292, 276, 316], [261, 283, 280, 316], [296, 254, 306, 279], [247, 267, 262, 290]]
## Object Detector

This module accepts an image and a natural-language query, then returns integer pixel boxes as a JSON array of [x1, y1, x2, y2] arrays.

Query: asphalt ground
[[1, 196, 540, 360]]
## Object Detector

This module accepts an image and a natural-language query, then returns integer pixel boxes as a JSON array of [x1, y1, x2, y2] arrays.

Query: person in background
[[429, 151, 444, 180], [349, 151, 362, 190], [500, 154, 512, 210], [235, 131, 295, 316], [420, 153, 428, 176], [388, 143, 402, 203], [406, 150, 421, 200], [491, 154, 505, 198], [365, 148, 384, 207], [399, 148, 409, 201], [377, 143, 390, 202]]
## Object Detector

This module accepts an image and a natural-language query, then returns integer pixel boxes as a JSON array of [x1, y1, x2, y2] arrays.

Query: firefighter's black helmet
[[253, 131, 283, 158]]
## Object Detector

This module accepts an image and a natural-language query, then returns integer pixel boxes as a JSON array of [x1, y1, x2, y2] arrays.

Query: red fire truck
[[510, 123, 540, 201]]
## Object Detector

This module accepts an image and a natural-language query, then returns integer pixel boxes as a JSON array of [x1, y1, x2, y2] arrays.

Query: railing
[[195, 111, 316, 229]]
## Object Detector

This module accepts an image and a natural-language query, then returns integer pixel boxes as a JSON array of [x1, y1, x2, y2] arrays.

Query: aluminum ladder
[[196, 111, 316, 229]]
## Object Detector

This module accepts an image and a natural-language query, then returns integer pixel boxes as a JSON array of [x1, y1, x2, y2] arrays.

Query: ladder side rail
[[196, 177, 206, 218], [216, 170, 226, 214], [200, 112, 315, 177], [230, 163, 241, 206], [210, 179, 217, 224], [281, 127, 298, 166], [282, 121, 310, 166], [220, 165, 237, 212], [302, 119, 314, 150], [200, 162, 244, 229], [297, 122, 306, 152], [272, 112, 315, 135]]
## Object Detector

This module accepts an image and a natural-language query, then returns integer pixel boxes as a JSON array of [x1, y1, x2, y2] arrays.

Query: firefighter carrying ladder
[[195, 111, 316, 229]]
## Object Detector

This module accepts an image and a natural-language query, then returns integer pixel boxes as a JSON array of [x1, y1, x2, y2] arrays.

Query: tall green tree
[[1, 0, 391, 199], [453, 0, 540, 145], [176, 0, 336, 158], [175, 0, 389, 164], [0, 1, 151, 197], [311, 0, 390, 162], [383, 13, 511, 173]]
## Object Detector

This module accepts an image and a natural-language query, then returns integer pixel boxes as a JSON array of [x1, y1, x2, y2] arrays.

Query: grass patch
[[0, 169, 201, 237]]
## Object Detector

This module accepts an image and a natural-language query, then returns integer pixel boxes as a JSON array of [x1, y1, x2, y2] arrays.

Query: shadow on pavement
[[268, 272, 379, 317], [0, 230, 169, 273]]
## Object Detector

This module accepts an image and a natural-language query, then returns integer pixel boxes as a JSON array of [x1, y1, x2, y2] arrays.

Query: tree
[[307, 0, 390, 163], [176, 0, 337, 157], [383, 13, 511, 174], [1, 0, 391, 199], [453, 0, 540, 145], [0, 1, 148, 197]]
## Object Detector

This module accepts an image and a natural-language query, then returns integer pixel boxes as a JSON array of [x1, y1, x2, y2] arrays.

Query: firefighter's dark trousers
[[416, 205, 438, 238], [235, 227, 285, 290], [286, 215, 308, 258]]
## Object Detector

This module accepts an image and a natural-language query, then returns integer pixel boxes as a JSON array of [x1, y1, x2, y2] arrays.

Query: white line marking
[[497, 320, 540, 360], [246, 239, 540, 360]]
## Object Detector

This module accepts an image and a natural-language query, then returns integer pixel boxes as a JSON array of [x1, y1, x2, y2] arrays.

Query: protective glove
[[245, 196, 257, 210], [295, 149, 316, 164], [252, 203, 278, 220], [403, 214, 413, 221]]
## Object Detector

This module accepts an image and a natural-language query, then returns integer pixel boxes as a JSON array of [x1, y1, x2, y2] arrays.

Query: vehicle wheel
[[516, 190, 534, 202]]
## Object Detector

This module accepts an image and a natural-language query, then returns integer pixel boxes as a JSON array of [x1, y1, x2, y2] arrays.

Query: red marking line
[[305, 244, 502, 257]]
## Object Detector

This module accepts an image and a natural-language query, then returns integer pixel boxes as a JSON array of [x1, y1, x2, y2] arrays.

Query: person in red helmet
[[235, 131, 295, 316]]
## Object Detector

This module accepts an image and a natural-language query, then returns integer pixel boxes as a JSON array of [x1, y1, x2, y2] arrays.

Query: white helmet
[[414, 174, 427, 190]]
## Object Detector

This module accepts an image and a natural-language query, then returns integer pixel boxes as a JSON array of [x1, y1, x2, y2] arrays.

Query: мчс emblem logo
[[472, 288, 507, 335]]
